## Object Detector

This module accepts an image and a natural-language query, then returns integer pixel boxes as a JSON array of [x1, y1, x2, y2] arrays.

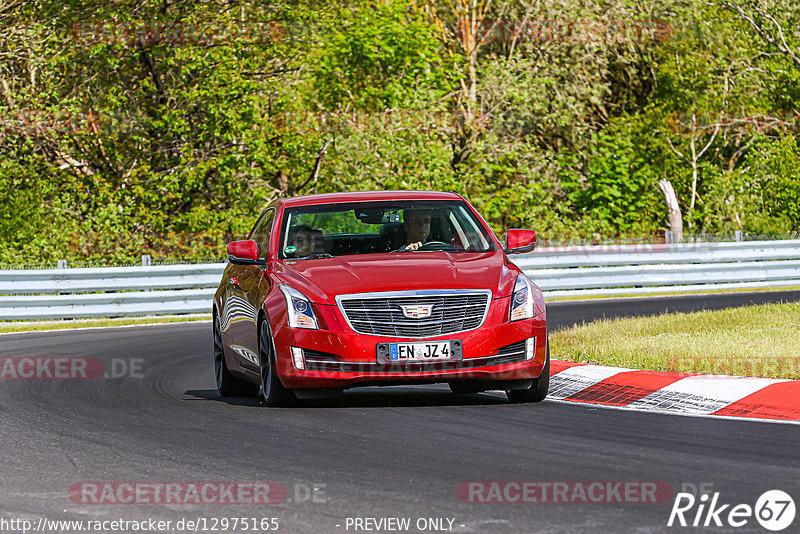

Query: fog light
[[525, 336, 536, 360], [291, 347, 305, 370]]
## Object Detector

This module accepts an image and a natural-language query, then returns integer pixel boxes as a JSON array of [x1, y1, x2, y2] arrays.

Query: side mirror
[[505, 229, 537, 254], [227, 240, 266, 266]]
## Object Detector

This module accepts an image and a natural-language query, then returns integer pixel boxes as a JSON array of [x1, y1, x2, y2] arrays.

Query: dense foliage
[[1, 0, 798, 261]]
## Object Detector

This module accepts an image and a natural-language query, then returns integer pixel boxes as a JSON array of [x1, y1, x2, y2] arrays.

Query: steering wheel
[[417, 241, 452, 251]]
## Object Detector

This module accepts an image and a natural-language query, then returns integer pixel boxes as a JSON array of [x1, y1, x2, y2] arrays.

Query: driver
[[287, 225, 319, 257], [402, 208, 432, 251]]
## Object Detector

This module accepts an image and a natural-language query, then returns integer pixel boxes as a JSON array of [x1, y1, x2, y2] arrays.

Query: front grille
[[337, 291, 491, 338], [496, 339, 526, 357], [303, 349, 341, 372], [458, 339, 527, 368]]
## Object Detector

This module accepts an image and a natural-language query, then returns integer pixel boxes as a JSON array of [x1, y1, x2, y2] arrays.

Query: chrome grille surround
[[301, 339, 529, 373], [335, 289, 493, 339]]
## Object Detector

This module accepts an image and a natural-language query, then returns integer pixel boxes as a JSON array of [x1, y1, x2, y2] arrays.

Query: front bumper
[[271, 297, 547, 389]]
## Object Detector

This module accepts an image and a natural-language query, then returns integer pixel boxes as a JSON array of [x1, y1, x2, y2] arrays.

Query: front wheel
[[506, 339, 550, 404], [214, 312, 259, 397], [259, 320, 296, 407]]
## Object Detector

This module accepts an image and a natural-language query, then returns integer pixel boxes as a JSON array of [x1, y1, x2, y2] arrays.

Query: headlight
[[510, 274, 534, 321], [279, 285, 318, 329]]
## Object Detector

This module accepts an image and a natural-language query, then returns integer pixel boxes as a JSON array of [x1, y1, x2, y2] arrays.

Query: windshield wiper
[[292, 253, 335, 260], [391, 248, 463, 253]]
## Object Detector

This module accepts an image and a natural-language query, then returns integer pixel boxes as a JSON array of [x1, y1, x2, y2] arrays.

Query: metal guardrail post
[[57, 259, 67, 269], [735, 230, 743, 242], [142, 255, 152, 290]]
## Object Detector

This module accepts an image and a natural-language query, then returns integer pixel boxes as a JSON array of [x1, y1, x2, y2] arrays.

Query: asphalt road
[[1, 292, 799, 534]]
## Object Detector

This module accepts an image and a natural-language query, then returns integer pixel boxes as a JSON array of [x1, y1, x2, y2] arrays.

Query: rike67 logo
[[668, 489, 796, 531]]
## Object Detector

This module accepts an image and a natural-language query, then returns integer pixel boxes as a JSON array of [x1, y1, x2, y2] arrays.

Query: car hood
[[273, 251, 519, 305]]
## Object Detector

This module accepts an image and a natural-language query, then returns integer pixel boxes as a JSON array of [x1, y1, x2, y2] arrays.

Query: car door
[[221, 207, 276, 374]]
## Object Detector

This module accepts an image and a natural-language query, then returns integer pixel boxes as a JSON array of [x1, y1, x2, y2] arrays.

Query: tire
[[506, 339, 550, 404], [214, 312, 259, 397], [259, 320, 296, 407]]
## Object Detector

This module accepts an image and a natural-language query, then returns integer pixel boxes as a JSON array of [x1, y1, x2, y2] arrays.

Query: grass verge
[[545, 285, 800, 301], [550, 302, 800, 379], [0, 315, 211, 334]]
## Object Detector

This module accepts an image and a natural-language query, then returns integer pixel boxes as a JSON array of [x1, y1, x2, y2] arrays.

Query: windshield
[[279, 200, 496, 259]]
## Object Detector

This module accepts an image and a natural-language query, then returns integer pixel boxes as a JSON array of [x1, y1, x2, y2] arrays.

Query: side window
[[249, 208, 276, 258]]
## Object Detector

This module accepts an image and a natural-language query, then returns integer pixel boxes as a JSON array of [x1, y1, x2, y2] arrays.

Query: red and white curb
[[550, 360, 800, 423]]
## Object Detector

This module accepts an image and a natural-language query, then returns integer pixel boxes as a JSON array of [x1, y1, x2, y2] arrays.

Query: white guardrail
[[1, 239, 799, 320]]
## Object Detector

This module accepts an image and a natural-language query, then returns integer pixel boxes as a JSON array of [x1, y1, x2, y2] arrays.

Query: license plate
[[376, 340, 462, 364]]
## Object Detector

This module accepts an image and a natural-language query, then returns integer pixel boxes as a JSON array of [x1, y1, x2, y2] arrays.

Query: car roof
[[280, 190, 463, 207]]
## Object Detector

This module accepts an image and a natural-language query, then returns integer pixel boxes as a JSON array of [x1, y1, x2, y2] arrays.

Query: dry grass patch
[[0, 315, 211, 334], [550, 302, 800, 379]]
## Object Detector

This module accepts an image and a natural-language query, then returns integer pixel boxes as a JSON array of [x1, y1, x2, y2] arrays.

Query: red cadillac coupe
[[213, 191, 548, 406]]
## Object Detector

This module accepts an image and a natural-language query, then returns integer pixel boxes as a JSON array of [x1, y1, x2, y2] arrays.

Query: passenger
[[287, 225, 319, 257], [311, 229, 325, 254], [402, 209, 432, 251]]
